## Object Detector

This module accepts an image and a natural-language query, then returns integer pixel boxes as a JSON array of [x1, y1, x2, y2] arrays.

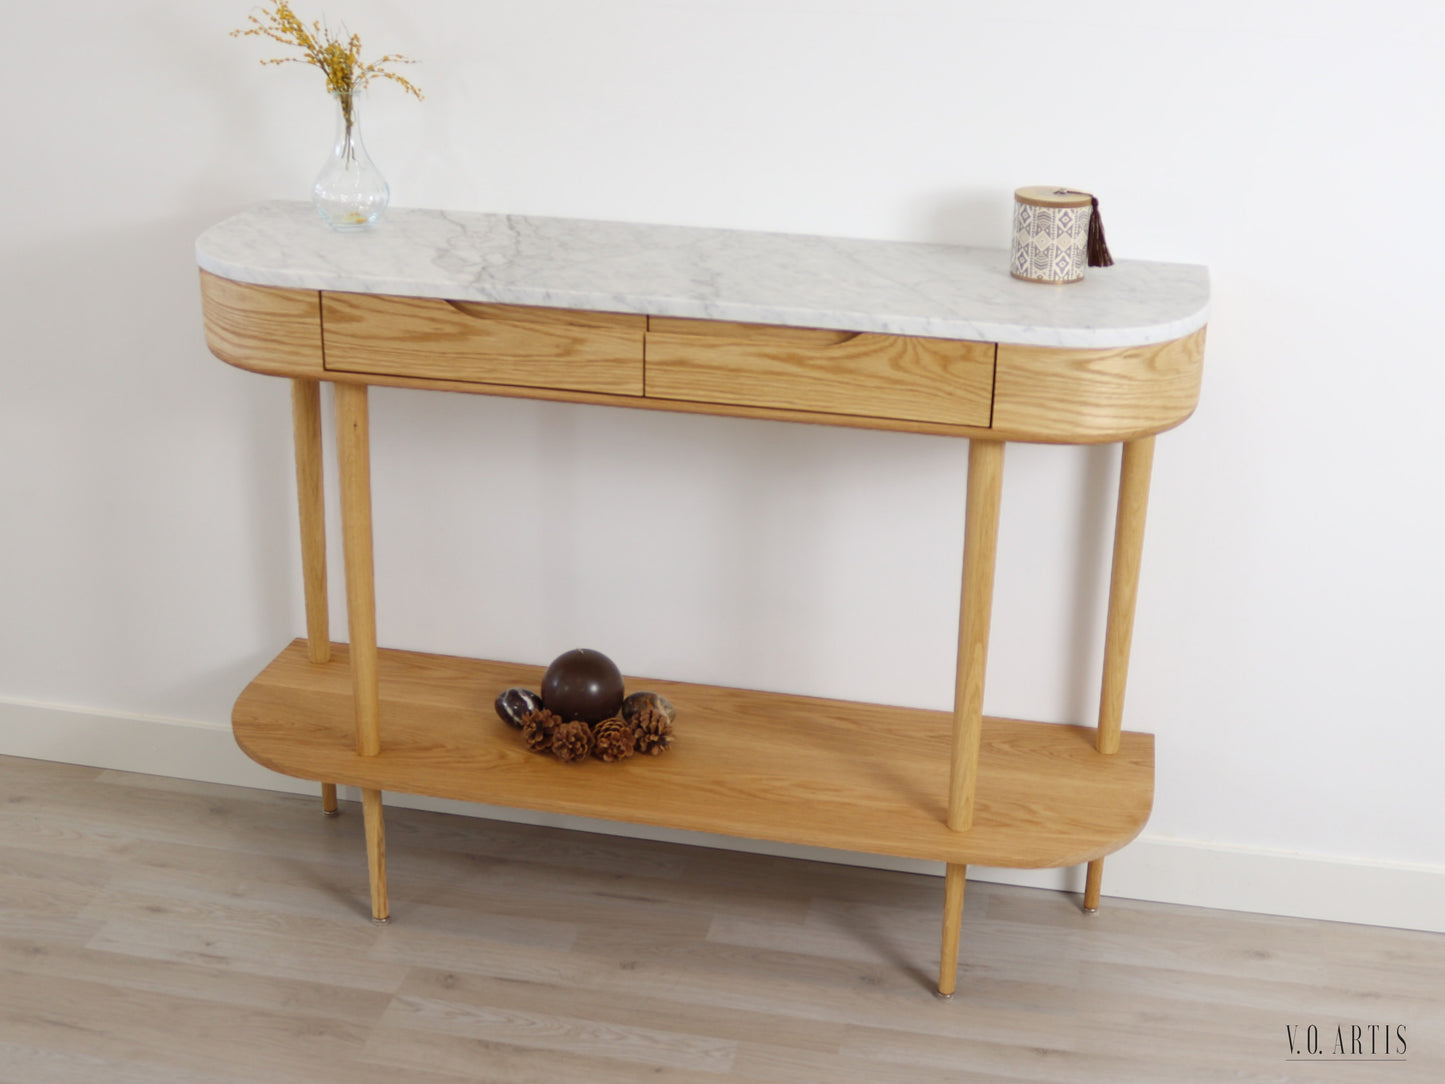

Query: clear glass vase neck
[[313, 87, 389, 231]]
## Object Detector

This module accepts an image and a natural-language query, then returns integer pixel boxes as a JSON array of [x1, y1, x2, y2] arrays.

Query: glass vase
[[313, 89, 389, 231]]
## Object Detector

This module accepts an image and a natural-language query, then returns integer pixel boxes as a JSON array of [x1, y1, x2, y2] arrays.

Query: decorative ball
[[541, 648, 625, 724], [495, 687, 544, 729]]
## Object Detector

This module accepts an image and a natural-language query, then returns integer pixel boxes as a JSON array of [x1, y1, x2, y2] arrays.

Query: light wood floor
[[1, 754, 1440, 1083]]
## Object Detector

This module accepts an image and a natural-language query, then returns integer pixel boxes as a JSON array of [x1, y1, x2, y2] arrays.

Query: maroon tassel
[[1087, 195, 1114, 268]]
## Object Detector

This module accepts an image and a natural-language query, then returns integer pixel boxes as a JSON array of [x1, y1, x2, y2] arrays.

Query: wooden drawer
[[644, 317, 995, 427], [321, 292, 646, 396]]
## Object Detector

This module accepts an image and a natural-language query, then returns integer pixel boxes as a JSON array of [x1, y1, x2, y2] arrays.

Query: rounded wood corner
[[199, 271, 325, 379], [991, 326, 1206, 443]]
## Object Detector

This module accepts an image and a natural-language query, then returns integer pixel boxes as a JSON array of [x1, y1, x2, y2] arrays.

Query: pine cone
[[551, 719, 594, 763], [632, 705, 674, 756], [520, 709, 561, 754], [593, 716, 636, 762]]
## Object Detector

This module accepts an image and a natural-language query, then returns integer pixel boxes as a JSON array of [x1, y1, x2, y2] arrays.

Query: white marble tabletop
[[196, 201, 1209, 348]]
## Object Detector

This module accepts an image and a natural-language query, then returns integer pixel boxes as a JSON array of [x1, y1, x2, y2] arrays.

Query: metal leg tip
[[1083, 906, 1099, 915], [322, 808, 341, 818], [371, 915, 391, 925], [933, 990, 954, 1001]]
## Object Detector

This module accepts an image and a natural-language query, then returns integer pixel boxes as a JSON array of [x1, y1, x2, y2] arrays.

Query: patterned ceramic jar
[[1010, 187, 1095, 284]]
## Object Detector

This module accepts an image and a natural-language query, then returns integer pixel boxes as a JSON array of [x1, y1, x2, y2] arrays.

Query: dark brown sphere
[[540, 648, 624, 724]]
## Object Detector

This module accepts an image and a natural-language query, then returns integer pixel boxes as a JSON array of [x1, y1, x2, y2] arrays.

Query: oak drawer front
[[644, 317, 995, 427], [322, 293, 646, 395]]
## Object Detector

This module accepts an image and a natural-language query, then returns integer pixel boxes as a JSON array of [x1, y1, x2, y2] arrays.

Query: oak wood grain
[[1084, 857, 1104, 912], [645, 320, 995, 427], [938, 863, 968, 997], [198, 271, 323, 379], [948, 440, 1004, 832], [1098, 435, 1156, 755], [232, 641, 1154, 870], [321, 293, 646, 396], [310, 366, 1001, 438], [363, 787, 388, 922], [290, 380, 330, 665], [200, 273, 1207, 444], [335, 384, 379, 758], [991, 327, 1206, 443]]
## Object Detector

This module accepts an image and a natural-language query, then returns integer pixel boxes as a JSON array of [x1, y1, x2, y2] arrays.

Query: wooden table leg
[[937, 863, 968, 998], [362, 787, 389, 922], [1083, 858, 1104, 913], [947, 439, 1004, 832], [938, 441, 1002, 998], [1086, 435, 1156, 911], [292, 380, 339, 815], [1098, 435, 1155, 755], [335, 382, 387, 918], [335, 382, 381, 758], [292, 380, 331, 664]]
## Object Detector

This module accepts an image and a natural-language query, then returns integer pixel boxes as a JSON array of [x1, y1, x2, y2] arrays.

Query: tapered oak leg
[[1083, 857, 1104, 914], [362, 787, 389, 922], [937, 863, 968, 998], [947, 440, 1004, 831], [335, 382, 380, 757], [1098, 436, 1155, 754], [335, 382, 386, 918], [938, 441, 1001, 999], [292, 380, 331, 664], [291, 380, 339, 815], [1085, 435, 1156, 911]]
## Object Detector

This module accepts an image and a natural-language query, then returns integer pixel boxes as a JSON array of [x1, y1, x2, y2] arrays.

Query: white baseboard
[[3, 698, 1441, 933]]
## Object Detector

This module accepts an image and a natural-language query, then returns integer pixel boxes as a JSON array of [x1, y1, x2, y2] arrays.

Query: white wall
[[3, 1, 1442, 927]]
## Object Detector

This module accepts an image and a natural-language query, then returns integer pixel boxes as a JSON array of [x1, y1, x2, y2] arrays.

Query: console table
[[197, 201, 1208, 997]]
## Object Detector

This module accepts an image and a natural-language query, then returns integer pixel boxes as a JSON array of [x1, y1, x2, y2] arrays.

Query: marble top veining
[[196, 201, 1209, 348]]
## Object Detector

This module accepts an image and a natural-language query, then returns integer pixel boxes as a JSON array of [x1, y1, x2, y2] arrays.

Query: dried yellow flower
[[232, 2, 423, 135]]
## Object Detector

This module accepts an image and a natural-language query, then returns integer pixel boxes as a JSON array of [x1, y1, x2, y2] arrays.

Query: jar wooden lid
[[1014, 186, 1093, 209]]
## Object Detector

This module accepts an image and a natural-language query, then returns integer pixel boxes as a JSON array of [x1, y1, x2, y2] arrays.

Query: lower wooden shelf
[[233, 640, 1154, 869]]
